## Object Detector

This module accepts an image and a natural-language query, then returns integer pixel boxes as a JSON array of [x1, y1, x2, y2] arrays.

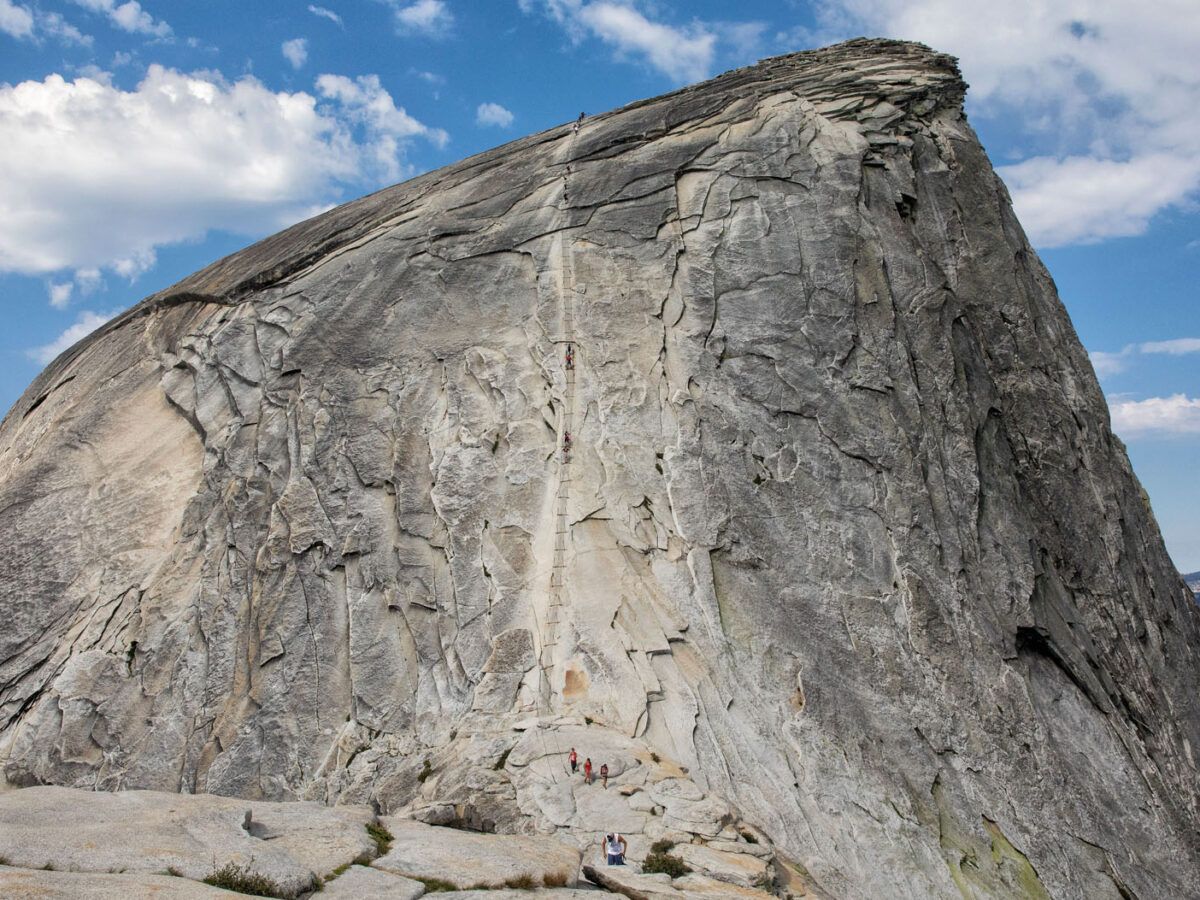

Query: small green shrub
[[649, 839, 676, 854], [493, 745, 513, 770], [467, 882, 497, 890], [503, 873, 536, 889], [642, 851, 691, 879], [417, 759, 434, 782], [542, 871, 570, 887], [202, 860, 291, 898], [649, 751, 661, 763], [324, 862, 351, 883], [414, 875, 459, 892], [366, 822, 394, 856]]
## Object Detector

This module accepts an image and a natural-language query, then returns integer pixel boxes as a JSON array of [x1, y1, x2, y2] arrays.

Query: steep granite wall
[[1, 39, 1197, 899]]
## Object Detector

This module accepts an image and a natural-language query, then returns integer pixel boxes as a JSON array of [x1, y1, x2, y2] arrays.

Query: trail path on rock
[[537, 122, 581, 722]]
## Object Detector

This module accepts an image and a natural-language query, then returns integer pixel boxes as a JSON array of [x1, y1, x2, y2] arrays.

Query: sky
[[0, 0, 1196, 571]]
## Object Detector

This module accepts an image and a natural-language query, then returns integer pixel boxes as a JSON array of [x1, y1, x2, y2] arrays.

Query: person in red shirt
[[584, 758, 593, 784], [569, 748, 578, 774]]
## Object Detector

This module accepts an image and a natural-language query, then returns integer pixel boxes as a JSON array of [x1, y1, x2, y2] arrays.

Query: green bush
[[417, 759, 434, 782], [202, 860, 291, 898], [649, 839, 676, 854], [366, 822, 394, 856], [642, 851, 691, 879], [493, 745, 514, 771]]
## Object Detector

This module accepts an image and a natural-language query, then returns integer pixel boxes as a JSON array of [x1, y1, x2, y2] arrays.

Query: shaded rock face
[[0, 38, 1198, 899]]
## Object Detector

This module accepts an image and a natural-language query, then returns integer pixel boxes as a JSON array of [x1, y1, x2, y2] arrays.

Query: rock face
[[0, 785, 377, 894], [1, 37, 1198, 899]]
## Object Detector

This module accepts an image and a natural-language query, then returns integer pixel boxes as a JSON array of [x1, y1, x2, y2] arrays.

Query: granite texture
[[2, 38, 1198, 899]]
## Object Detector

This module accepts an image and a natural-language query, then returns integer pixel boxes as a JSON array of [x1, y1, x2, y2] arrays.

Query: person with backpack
[[600, 762, 609, 789]]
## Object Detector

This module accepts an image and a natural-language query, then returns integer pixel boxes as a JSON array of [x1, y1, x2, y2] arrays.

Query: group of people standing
[[567, 747, 625, 866], [568, 746, 609, 788]]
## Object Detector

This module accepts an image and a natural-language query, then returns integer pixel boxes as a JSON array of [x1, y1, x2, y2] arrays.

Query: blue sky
[[1, 0, 1197, 570]]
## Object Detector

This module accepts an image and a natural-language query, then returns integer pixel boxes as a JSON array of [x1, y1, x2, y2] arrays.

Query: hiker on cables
[[565, 345, 574, 369]]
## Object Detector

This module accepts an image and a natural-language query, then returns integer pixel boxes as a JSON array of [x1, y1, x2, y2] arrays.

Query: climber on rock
[[600, 762, 609, 789], [569, 747, 578, 774], [565, 345, 574, 369], [603, 832, 627, 865], [584, 757, 593, 784]]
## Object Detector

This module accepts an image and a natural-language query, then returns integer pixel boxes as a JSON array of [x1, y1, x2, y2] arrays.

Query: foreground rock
[[583, 863, 777, 900], [318, 865, 426, 899], [374, 818, 581, 888], [0, 866, 240, 899], [2, 37, 1200, 900], [0, 786, 376, 895]]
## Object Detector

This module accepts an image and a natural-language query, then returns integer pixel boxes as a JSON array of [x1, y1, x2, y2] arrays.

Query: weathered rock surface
[[583, 863, 779, 900], [0, 786, 376, 894], [318, 864, 426, 899], [374, 819, 581, 887], [2, 37, 1199, 900], [0, 866, 241, 899]]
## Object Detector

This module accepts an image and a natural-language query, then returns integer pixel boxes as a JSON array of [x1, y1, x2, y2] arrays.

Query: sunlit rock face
[[1, 38, 1198, 900]]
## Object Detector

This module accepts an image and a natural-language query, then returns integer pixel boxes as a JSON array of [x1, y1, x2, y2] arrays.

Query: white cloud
[[1089, 348, 1131, 378], [316, 72, 450, 166], [282, 37, 309, 69], [47, 281, 73, 309], [522, 0, 715, 83], [0, 66, 447, 277], [392, 0, 453, 37], [579, 2, 714, 82], [1109, 394, 1200, 437], [30, 310, 116, 365], [997, 153, 1200, 248], [41, 11, 91, 44], [1141, 338, 1200, 356], [308, 4, 342, 26], [814, 0, 1200, 247], [0, 0, 33, 39], [68, 0, 171, 38], [476, 101, 513, 128], [1090, 337, 1200, 377]]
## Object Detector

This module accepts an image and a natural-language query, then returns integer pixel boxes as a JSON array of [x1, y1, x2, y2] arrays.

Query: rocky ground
[[0, 777, 798, 898]]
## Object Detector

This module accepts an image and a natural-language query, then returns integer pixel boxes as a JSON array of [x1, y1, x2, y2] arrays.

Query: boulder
[[582, 864, 680, 899], [0, 865, 240, 898], [671, 842, 771, 889], [375, 819, 580, 888], [0, 786, 375, 895], [319, 864, 426, 899]]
